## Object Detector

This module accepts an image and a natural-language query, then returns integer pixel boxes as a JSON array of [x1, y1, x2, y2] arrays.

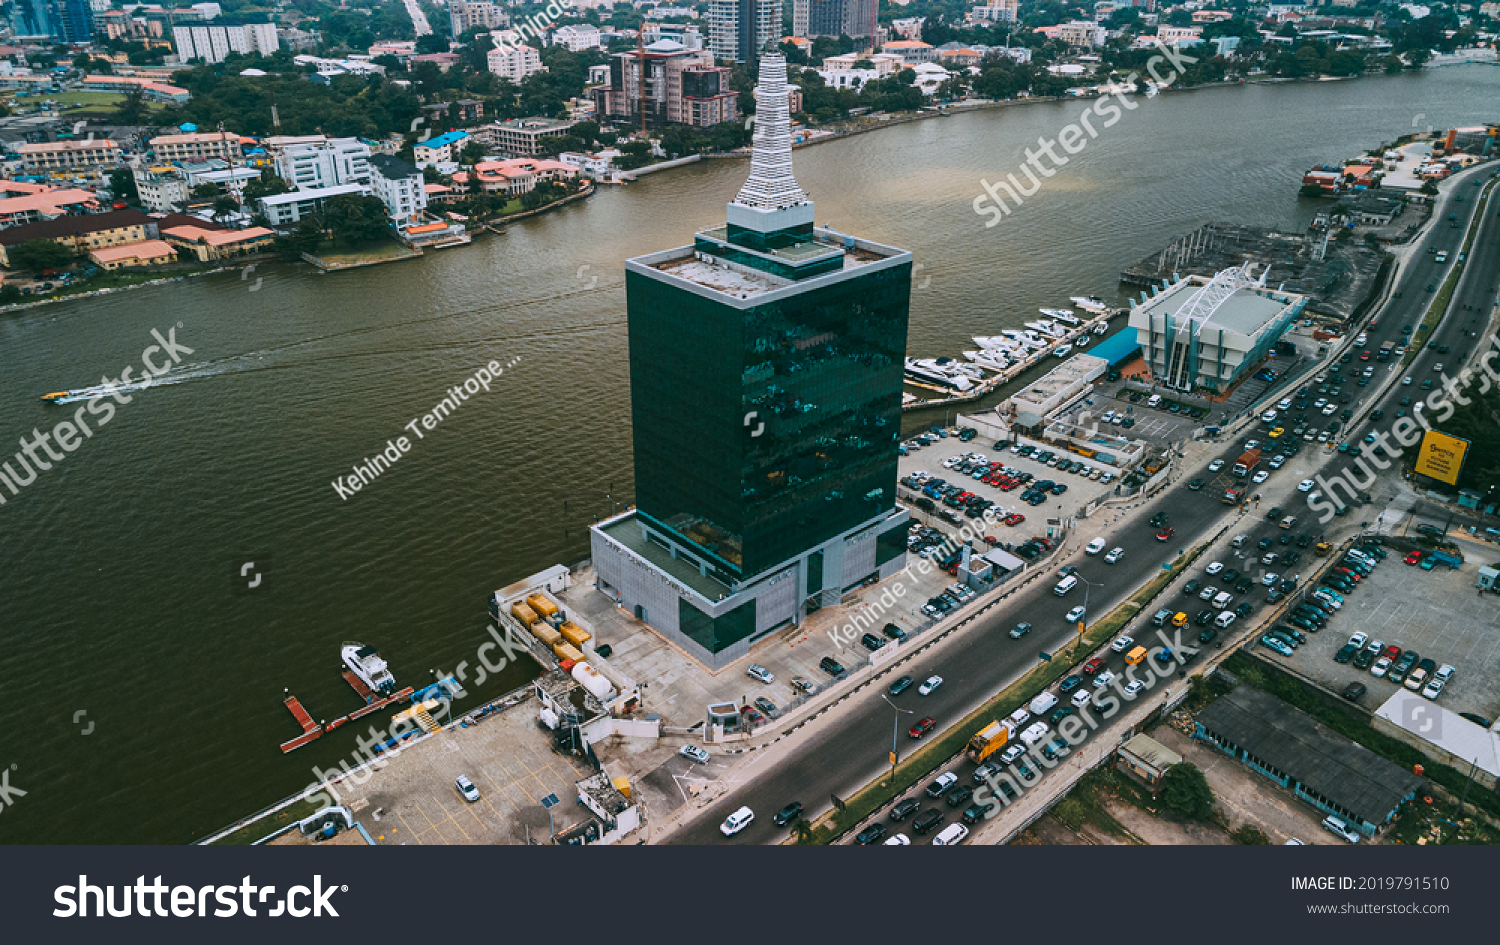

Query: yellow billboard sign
[[1413, 430, 1469, 486]]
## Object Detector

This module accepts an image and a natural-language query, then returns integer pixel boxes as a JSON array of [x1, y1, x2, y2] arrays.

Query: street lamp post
[[1072, 574, 1100, 657], [880, 694, 914, 787]]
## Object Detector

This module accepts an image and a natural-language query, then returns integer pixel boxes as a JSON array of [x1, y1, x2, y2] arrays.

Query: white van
[[933, 822, 970, 846], [1231, 534, 1249, 549], [1054, 575, 1079, 596], [1029, 691, 1059, 716], [1212, 591, 1233, 610], [720, 806, 755, 836], [1147, 394, 1162, 408], [1214, 611, 1236, 629], [1086, 538, 1107, 555]]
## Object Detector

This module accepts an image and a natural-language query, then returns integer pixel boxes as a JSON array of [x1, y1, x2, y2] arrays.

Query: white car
[[1262, 572, 1279, 586], [1104, 547, 1124, 564], [1261, 551, 1277, 565], [1261, 410, 1277, 423], [680, 745, 711, 764], [1370, 657, 1392, 678], [1123, 680, 1147, 697], [721, 806, 755, 836], [455, 775, 481, 803], [1322, 815, 1361, 844], [884, 833, 911, 845], [1298, 479, 1315, 492], [747, 664, 774, 684], [1065, 605, 1087, 623], [1277, 398, 1293, 411], [918, 675, 943, 695], [1070, 689, 1094, 708], [1199, 584, 1218, 601], [1092, 670, 1116, 689], [1205, 561, 1224, 575], [1111, 634, 1134, 653], [1402, 376, 1413, 386], [1347, 631, 1369, 650], [1251, 470, 1270, 484], [1322, 404, 1337, 416], [1208, 459, 1225, 472], [1268, 455, 1285, 470], [1086, 537, 1106, 555]]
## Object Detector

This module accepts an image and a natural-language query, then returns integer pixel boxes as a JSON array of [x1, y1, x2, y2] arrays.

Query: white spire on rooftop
[[730, 53, 809, 216]]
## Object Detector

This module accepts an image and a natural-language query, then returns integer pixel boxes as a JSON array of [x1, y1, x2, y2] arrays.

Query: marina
[[903, 304, 1121, 411], [278, 646, 417, 753]]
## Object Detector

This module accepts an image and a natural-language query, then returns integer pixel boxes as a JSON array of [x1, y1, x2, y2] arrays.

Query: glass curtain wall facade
[[626, 263, 910, 579]]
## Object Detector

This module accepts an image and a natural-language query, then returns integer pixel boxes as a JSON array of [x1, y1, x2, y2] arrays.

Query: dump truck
[[965, 720, 1011, 764], [1223, 486, 1246, 506], [1232, 448, 1262, 478]]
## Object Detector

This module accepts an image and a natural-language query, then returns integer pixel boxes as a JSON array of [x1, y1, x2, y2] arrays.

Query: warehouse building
[[1194, 686, 1425, 836]]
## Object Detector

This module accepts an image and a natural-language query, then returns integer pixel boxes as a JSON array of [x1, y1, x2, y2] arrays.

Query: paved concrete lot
[[345, 700, 596, 845], [559, 560, 962, 730], [1074, 390, 1202, 448], [900, 426, 1116, 520], [1262, 550, 1500, 720]]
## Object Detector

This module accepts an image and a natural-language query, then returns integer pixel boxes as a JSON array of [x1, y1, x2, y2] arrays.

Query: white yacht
[[1092, 322, 1109, 335], [965, 350, 1014, 372], [1074, 335, 1090, 347], [342, 642, 397, 696], [1026, 320, 1065, 338], [1041, 308, 1082, 327], [905, 358, 973, 391], [1070, 296, 1112, 315], [1053, 344, 1073, 358]]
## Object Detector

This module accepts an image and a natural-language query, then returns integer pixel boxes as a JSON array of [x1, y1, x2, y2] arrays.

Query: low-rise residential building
[[559, 149, 620, 180], [1156, 25, 1203, 45], [0, 208, 158, 267], [149, 131, 240, 164], [256, 182, 372, 226], [182, 160, 260, 190], [19, 139, 123, 174], [480, 118, 578, 158], [368, 154, 427, 226], [0, 187, 100, 228], [413, 130, 471, 167], [88, 239, 178, 269], [971, 1, 1017, 22], [465, 157, 578, 195], [880, 39, 937, 62], [132, 165, 190, 213], [487, 42, 545, 82], [271, 136, 371, 189], [1056, 20, 1108, 47], [552, 24, 602, 51], [162, 224, 276, 261]]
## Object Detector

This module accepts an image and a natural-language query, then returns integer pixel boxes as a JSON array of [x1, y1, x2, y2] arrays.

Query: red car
[[1004, 513, 1026, 526], [1333, 567, 1362, 581], [1083, 657, 1108, 676], [908, 716, 937, 739], [1156, 526, 1175, 541], [740, 705, 764, 724], [1404, 550, 1424, 565], [984, 535, 1001, 546], [1381, 644, 1401, 661]]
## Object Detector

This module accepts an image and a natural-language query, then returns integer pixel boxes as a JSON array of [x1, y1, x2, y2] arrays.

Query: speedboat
[[1053, 344, 1073, 358], [342, 642, 396, 696], [1075, 335, 1090, 347], [1093, 322, 1109, 335], [1042, 308, 1081, 326], [40, 392, 69, 402], [1026, 320, 1064, 338]]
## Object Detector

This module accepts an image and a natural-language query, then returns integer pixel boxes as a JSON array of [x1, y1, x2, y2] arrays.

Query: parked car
[[774, 801, 805, 826], [680, 745, 711, 764]]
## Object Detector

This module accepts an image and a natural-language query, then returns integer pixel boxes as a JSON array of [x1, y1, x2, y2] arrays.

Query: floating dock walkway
[[279, 675, 417, 754]]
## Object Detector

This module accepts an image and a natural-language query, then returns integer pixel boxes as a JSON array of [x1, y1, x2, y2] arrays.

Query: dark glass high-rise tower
[[592, 54, 912, 668]]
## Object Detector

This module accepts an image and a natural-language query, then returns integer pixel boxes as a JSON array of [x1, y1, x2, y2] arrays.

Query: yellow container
[[510, 602, 538, 626], [554, 642, 584, 663], [559, 621, 591, 647], [532, 622, 562, 646], [612, 776, 632, 799], [527, 593, 560, 620]]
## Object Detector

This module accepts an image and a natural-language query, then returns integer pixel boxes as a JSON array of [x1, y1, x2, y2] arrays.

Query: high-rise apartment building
[[592, 41, 738, 128], [793, 0, 878, 42], [590, 54, 911, 669], [172, 23, 279, 63], [706, 0, 782, 63], [448, 0, 506, 38], [9, 0, 93, 43]]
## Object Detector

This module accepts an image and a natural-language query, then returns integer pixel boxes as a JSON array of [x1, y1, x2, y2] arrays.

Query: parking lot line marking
[[413, 800, 451, 845], [396, 809, 436, 846], [436, 796, 475, 840]]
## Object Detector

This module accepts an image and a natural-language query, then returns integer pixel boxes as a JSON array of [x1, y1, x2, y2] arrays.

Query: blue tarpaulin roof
[[1089, 328, 1142, 366]]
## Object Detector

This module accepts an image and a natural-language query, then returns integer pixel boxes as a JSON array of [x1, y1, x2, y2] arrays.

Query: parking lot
[[898, 424, 1117, 528], [1070, 389, 1207, 449], [1267, 548, 1500, 722]]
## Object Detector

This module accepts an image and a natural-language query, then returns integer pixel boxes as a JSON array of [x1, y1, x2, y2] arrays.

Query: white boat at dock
[[964, 350, 1015, 372], [905, 357, 974, 392], [1092, 322, 1109, 335], [1025, 320, 1065, 338], [1074, 335, 1090, 347], [1070, 296, 1113, 315], [1041, 308, 1081, 326], [1053, 344, 1073, 358], [342, 642, 397, 697]]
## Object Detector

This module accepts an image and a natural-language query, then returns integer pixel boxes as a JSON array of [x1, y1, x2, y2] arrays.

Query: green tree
[[115, 86, 149, 125], [460, 140, 486, 165], [191, 182, 219, 199], [9, 239, 75, 273], [1231, 824, 1271, 845], [243, 173, 291, 202], [322, 193, 392, 245], [1160, 763, 1215, 821], [109, 166, 139, 202], [415, 33, 450, 55], [212, 195, 240, 222]]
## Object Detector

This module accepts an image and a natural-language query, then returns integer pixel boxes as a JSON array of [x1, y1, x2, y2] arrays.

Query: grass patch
[[1222, 651, 1500, 823], [1052, 769, 1144, 842], [309, 239, 420, 266], [802, 540, 1211, 843], [203, 796, 322, 845]]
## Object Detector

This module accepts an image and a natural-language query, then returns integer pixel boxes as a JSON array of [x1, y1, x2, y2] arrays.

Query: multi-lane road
[[669, 167, 1499, 845]]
